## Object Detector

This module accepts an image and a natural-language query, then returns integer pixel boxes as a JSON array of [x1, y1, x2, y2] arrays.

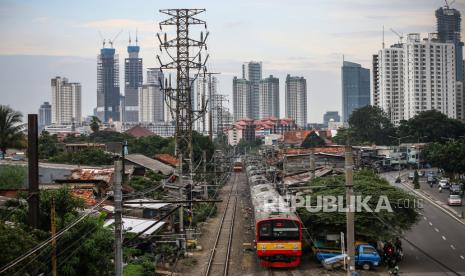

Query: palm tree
[[90, 116, 101, 133], [0, 105, 24, 158]]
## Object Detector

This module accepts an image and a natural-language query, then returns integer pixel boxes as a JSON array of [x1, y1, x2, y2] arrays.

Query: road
[[383, 171, 465, 275]]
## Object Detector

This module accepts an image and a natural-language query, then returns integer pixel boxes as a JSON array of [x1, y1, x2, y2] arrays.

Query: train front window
[[258, 220, 300, 241]]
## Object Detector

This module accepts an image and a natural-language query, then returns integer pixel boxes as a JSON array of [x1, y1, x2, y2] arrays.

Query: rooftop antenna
[[135, 28, 139, 46], [390, 28, 404, 44], [382, 25, 385, 49]]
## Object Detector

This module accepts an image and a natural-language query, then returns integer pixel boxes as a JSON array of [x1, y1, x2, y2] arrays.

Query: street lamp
[[389, 135, 411, 183]]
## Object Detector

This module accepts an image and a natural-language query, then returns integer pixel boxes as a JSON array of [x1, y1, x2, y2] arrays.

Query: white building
[[233, 77, 251, 121], [259, 75, 280, 119], [121, 122, 175, 138], [51, 76, 81, 125], [374, 33, 457, 124], [285, 75, 307, 127], [242, 61, 262, 120], [195, 75, 218, 134], [138, 84, 164, 123]]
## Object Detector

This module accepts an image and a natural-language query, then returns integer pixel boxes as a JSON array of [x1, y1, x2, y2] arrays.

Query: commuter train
[[233, 157, 243, 172], [245, 158, 303, 268]]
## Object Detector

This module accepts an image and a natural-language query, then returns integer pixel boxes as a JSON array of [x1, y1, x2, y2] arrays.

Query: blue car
[[316, 244, 381, 270]]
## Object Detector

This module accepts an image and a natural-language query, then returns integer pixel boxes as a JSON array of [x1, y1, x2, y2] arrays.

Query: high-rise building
[[96, 47, 120, 122], [373, 44, 404, 124], [51, 77, 81, 125], [147, 68, 164, 85], [242, 61, 262, 119], [38, 101, 52, 128], [138, 84, 164, 123], [285, 75, 307, 127], [341, 61, 370, 122], [233, 77, 251, 121], [259, 75, 279, 119], [323, 111, 341, 125], [195, 75, 218, 134], [374, 34, 457, 124], [123, 43, 143, 122], [436, 5, 463, 81]]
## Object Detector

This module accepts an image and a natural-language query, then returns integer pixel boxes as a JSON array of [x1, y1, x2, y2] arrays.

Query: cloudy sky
[[0, 0, 464, 122]]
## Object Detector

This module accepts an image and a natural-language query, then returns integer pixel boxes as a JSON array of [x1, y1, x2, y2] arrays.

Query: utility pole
[[345, 145, 355, 276], [309, 150, 315, 182], [114, 161, 123, 276], [203, 150, 208, 199], [179, 153, 184, 233], [27, 114, 39, 228], [51, 198, 57, 276], [157, 9, 208, 178]]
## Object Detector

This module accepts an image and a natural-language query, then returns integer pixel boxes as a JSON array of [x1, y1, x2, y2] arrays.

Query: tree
[[49, 148, 114, 166], [0, 165, 27, 189], [297, 170, 420, 242], [398, 110, 465, 143], [413, 170, 420, 189], [347, 105, 396, 145], [422, 139, 465, 178], [0, 105, 24, 158], [89, 116, 101, 133], [39, 131, 61, 159], [301, 132, 325, 148]]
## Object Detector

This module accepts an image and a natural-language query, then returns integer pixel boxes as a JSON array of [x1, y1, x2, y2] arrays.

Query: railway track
[[204, 173, 239, 276], [267, 269, 295, 276]]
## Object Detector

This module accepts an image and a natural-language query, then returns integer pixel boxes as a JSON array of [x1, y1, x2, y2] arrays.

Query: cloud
[[79, 19, 154, 31]]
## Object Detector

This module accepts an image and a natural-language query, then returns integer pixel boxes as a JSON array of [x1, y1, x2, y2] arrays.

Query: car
[[450, 184, 464, 196], [447, 194, 463, 206], [439, 179, 450, 189], [427, 176, 437, 184], [418, 170, 424, 177]]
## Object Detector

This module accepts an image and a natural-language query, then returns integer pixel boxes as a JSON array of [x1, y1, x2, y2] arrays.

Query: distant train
[[233, 157, 243, 172], [245, 158, 302, 268]]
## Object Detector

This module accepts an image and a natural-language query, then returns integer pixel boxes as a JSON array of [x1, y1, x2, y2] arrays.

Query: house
[[124, 125, 156, 138]]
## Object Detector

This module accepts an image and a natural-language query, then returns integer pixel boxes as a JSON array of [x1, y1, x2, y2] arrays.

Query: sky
[[0, 0, 464, 123]]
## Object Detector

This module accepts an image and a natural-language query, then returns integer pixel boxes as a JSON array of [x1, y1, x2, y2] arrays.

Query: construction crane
[[444, 0, 455, 9], [390, 28, 404, 44]]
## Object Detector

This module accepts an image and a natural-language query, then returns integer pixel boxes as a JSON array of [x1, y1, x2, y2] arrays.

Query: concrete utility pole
[[27, 114, 39, 228], [179, 153, 184, 233], [114, 161, 123, 276], [345, 145, 355, 276], [309, 150, 316, 181], [203, 150, 208, 199], [51, 198, 57, 276]]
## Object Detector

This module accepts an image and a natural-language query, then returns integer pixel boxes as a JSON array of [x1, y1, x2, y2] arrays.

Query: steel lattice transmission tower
[[157, 9, 209, 173]]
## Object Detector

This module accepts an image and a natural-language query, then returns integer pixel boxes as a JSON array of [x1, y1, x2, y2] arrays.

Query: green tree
[[413, 170, 420, 189], [346, 105, 396, 145], [39, 131, 61, 159], [0, 165, 27, 189], [422, 139, 465, 177], [89, 116, 101, 133], [297, 171, 420, 242], [0, 105, 24, 157], [301, 132, 326, 148], [49, 148, 114, 166], [398, 110, 465, 143]]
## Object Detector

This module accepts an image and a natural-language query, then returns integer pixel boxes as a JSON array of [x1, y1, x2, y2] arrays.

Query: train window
[[258, 220, 300, 241]]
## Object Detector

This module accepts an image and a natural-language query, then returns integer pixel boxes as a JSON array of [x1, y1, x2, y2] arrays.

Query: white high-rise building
[[259, 75, 280, 119], [374, 33, 457, 124], [138, 84, 164, 123], [51, 76, 81, 125], [233, 77, 251, 121], [195, 75, 218, 134], [285, 75, 307, 126], [242, 61, 262, 119]]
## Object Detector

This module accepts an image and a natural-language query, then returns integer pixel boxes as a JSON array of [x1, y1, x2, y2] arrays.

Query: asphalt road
[[383, 171, 465, 276]]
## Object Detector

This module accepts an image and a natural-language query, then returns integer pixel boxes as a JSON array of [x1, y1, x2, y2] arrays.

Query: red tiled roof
[[283, 130, 314, 144], [125, 125, 155, 138], [71, 189, 97, 206], [154, 154, 179, 167]]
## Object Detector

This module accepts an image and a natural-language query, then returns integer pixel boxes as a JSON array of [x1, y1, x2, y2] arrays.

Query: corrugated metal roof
[[125, 154, 174, 176], [104, 217, 165, 236], [123, 198, 171, 210], [69, 168, 114, 184]]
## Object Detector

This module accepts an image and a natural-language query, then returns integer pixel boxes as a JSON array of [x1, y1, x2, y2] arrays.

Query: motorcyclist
[[394, 237, 402, 252]]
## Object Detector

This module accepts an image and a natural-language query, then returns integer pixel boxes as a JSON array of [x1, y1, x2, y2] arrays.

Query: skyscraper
[[285, 75, 307, 127], [138, 84, 164, 123], [123, 42, 143, 122], [195, 75, 218, 134], [259, 75, 279, 119], [374, 34, 457, 124], [341, 61, 370, 122], [436, 5, 463, 81], [242, 61, 262, 119], [233, 77, 251, 121], [96, 47, 120, 122], [147, 68, 164, 85], [38, 101, 52, 128], [323, 111, 341, 125], [51, 77, 81, 125]]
